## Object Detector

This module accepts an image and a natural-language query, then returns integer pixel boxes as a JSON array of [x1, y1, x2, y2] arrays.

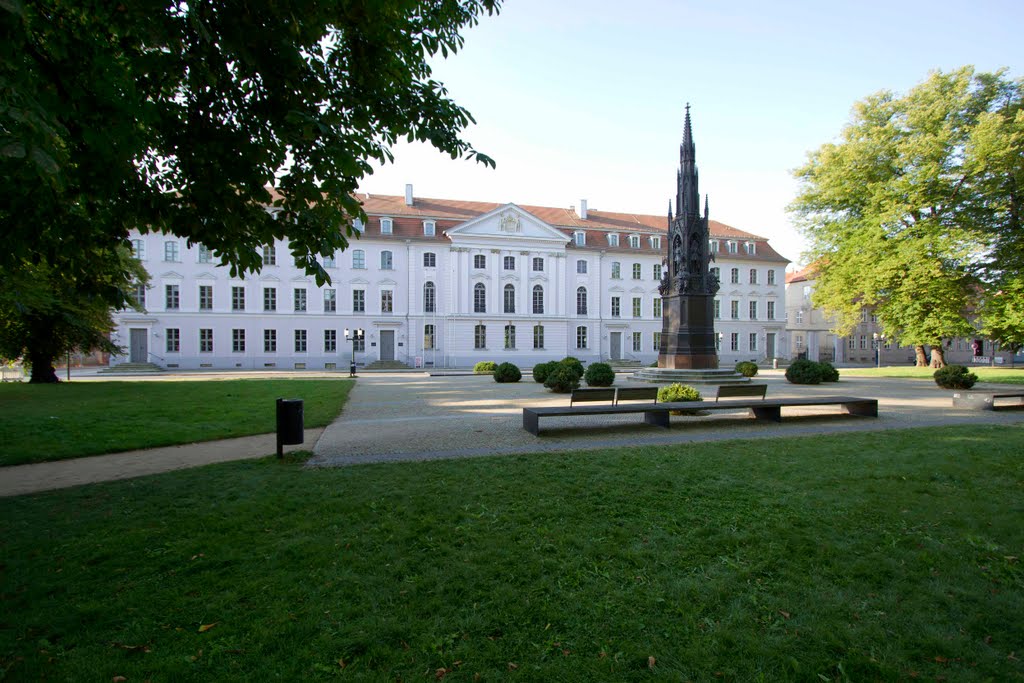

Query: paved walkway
[[3, 371, 1023, 497]]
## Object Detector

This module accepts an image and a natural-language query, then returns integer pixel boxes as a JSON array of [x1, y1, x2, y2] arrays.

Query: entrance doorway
[[766, 333, 776, 360], [379, 330, 395, 361], [610, 332, 622, 360], [129, 329, 148, 363]]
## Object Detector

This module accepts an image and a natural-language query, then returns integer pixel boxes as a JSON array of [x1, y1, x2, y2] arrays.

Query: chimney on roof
[[404, 184, 413, 206], [580, 199, 588, 220]]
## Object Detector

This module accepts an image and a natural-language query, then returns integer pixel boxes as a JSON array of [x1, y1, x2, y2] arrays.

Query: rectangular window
[[263, 287, 277, 312], [164, 241, 179, 262], [709, 240, 719, 253], [424, 324, 435, 350], [749, 301, 758, 320], [653, 263, 662, 281], [424, 252, 436, 268], [767, 269, 776, 285], [632, 297, 641, 318], [295, 329, 307, 353], [381, 290, 393, 313], [611, 296, 621, 318], [424, 283, 436, 313], [166, 328, 179, 353], [859, 335, 867, 350], [632, 331, 642, 352], [629, 235, 640, 249], [730, 268, 740, 284], [131, 239, 145, 260], [353, 335, 365, 352], [262, 244, 277, 266], [353, 289, 365, 313], [533, 325, 544, 349], [324, 329, 337, 352], [767, 301, 776, 320], [749, 333, 758, 352], [232, 286, 245, 311], [474, 324, 486, 350], [474, 254, 486, 269], [576, 326, 588, 349], [730, 333, 739, 352], [380, 217, 392, 234], [796, 334, 805, 350], [199, 285, 213, 311], [728, 241, 738, 254], [165, 284, 179, 310], [608, 234, 619, 247], [504, 255, 515, 270], [611, 262, 621, 279], [730, 300, 739, 320], [353, 250, 365, 269], [574, 232, 586, 247], [197, 244, 212, 264], [632, 263, 641, 280], [532, 257, 544, 272], [848, 337, 856, 350], [653, 332, 662, 351], [232, 329, 246, 352], [749, 269, 758, 284], [423, 220, 435, 236], [324, 289, 337, 313], [650, 236, 661, 250], [796, 310, 804, 324], [577, 259, 587, 274], [380, 251, 393, 270], [653, 298, 662, 317], [200, 328, 213, 353], [714, 299, 721, 319], [294, 288, 307, 312], [745, 242, 755, 255], [504, 324, 516, 350], [264, 329, 277, 353]]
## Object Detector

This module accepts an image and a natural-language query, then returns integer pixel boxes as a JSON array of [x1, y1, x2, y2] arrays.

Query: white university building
[[112, 186, 791, 370]]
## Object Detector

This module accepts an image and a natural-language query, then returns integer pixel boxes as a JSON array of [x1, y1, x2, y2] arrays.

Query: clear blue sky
[[361, 0, 1023, 267]]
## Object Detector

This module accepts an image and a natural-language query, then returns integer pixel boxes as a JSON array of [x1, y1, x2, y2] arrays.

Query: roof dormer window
[[744, 241, 756, 255], [650, 236, 661, 250], [727, 240, 738, 254], [608, 233, 619, 247], [574, 231, 586, 246], [423, 220, 436, 236], [381, 217, 393, 234], [628, 234, 640, 249], [709, 240, 719, 253]]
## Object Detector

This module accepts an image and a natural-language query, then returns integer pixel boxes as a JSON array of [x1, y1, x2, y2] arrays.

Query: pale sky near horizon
[[360, 0, 1023, 268]]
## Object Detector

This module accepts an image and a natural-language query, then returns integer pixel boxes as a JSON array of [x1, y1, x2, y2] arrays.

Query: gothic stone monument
[[658, 105, 720, 369]]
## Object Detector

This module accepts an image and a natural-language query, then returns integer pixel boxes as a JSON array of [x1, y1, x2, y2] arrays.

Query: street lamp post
[[344, 328, 364, 377], [873, 332, 885, 368]]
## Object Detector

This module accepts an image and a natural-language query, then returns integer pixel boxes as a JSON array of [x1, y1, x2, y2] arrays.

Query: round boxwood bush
[[785, 359, 824, 385], [584, 362, 615, 387], [559, 356, 585, 380], [934, 364, 978, 389], [544, 364, 581, 393], [533, 361, 556, 384], [818, 361, 840, 382], [735, 361, 759, 377], [493, 362, 522, 383], [473, 361, 497, 374], [657, 383, 703, 415]]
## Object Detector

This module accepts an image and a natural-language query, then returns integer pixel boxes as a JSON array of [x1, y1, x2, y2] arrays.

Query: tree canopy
[[790, 67, 1024, 366], [1, 0, 500, 381]]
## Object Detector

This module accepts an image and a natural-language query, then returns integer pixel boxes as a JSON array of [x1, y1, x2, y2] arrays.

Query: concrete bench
[[522, 395, 878, 435], [715, 384, 767, 401], [952, 390, 1024, 411]]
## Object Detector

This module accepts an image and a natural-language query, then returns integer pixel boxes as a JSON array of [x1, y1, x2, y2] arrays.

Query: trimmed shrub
[[657, 383, 703, 415], [473, 361, 497, 374], [493, 362, 522, 383], [818, 361, 840, 382], [559, 356, 585, 380], [584, 362, 615, 387], [544, 365, 581, 393], [934, 364, 978, 390], [785, 359, 824, 385], [735, 361, 759, 377], [532, 362, 556, 384]]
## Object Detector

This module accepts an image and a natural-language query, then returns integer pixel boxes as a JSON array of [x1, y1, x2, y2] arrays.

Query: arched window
[[576, 286, 588, 315], [423, 282, 435, 313], [532, 285, 544, 314], [474, 283, 486, 313], [381, 250, 393, 270], [352, 249, 365, 269], [504, 284, 516, 313]]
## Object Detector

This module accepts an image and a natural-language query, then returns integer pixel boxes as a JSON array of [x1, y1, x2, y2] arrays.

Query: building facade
[[112, 187, 790, 370]]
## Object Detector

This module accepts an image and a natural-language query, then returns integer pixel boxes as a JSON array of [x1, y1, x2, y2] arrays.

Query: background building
[[111, 186, 789, 370]]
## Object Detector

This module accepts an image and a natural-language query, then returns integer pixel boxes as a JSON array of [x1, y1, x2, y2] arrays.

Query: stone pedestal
[[658, 293, 718, 370]]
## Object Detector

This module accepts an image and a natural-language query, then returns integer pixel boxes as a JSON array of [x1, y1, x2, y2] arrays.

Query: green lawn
[[2, 425, 1021, 681], [0, 379, 353, 466], [842, 365, 1024, 385]]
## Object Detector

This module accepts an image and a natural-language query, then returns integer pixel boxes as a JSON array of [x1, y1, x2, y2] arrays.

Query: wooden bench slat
[[715, 384, 767, 401]]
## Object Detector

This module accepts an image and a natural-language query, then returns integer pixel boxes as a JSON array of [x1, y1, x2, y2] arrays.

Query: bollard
[[276, 398, 304, 458]]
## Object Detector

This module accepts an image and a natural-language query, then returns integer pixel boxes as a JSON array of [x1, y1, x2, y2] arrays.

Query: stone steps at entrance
[[99, 362, 164, 374], [364, 360, 412, 370]]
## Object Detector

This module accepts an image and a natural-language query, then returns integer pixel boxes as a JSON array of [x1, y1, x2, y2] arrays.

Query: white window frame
[[380, 217, 393, 234], [423, 220, 436, 236]]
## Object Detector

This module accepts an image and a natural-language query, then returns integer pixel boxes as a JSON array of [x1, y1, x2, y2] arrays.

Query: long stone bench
[[522, 396, 878, 436]]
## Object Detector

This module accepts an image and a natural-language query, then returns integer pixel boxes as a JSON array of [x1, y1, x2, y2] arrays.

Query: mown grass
[[0, 379, 353, 466], [2, 425, 1022, 681], [842, 366, 1024, 385]]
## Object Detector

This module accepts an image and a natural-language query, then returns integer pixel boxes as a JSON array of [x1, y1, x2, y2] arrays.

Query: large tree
[[1, 0, 499, 381], [790, 67, 1024, 367]]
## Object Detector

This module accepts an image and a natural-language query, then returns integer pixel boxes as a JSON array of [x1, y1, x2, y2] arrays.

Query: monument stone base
[[633, 367, 750, 385]]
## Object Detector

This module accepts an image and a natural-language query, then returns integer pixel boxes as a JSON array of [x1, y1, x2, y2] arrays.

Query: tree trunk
[[930, 344, 946, 369], [914, 345, 929, 367], [26, 317, 62, 383]]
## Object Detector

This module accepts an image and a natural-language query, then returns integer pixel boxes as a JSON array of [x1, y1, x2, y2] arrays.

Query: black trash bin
[[276, 398, 304, 457], [349, 361, 357, 377]]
